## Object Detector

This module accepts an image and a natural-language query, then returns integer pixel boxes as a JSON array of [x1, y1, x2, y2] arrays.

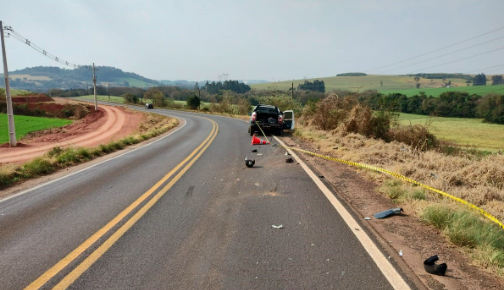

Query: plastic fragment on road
[[374, 207, 403, 219], [423, 255, 447, 276], [285, 152, 291, 155], [364, 217, 371, 220], [257, 153, 263, 156], [271, 225, 284, 229], [245, 157, 255, 168], [399, 250, 403, 257], [251, 149, 258, 152], [286, 157, 294, 163]]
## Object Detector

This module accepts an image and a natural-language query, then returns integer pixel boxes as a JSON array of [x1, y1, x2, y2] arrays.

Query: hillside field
[[251, 74, 504, 97], [397, 113, 504, 152], [381, 84, 504, 97], [0, 113, 72, 144]]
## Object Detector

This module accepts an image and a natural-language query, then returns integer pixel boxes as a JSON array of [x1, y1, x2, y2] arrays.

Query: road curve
[[0, 105, 415, 289]]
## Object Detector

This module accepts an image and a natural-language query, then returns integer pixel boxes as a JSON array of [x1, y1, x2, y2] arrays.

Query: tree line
[[358, 90, 504, 124]]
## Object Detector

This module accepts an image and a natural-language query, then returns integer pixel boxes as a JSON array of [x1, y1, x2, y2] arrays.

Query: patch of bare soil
[[0, 102, 144, 164], [281, 135, 504, 290]]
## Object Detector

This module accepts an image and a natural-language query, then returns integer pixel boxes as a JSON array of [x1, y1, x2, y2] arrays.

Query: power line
[[4, 25, 81, 69], [407, 46, 504, 74], [375, 35, 504, 74], [365, 25, 504, 73], [466, 64, 504, 74]]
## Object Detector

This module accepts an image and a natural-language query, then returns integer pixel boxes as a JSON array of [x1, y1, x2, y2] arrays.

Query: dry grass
[[293, 122, 504, 272], [295, 123, 504, 220]]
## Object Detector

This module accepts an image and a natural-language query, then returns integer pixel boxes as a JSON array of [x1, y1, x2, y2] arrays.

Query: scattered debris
[[271, 225, 284, 229], [399, 250, 403, 257], [285, 152, 291, 155], [319, 175, 324, 178], [255, 182, 260, 187], [251, 149, 258, 152], [257, 153, 263, 156], [431, 173, 439, 179], [374, 207, 403, 219], [245, 157, 255, 168], [424, 255, 447, 276], [364, 217, 371, 220], [286, 157, 294, 163]]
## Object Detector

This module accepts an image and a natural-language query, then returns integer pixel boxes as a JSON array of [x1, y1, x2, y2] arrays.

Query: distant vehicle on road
[[248, 104, 294, 136], [145, 103, 153, 109]]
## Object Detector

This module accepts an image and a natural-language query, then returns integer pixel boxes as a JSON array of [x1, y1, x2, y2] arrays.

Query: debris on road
[[319, 175, 324, 178], [424, 255, 447, 276], [285, 152, 291, 155], [271, 225, 284, 229], [245, 157, 255, 168], [399, 250, 403, 257], [364, 217, 371, 220], [374, 207, 403, 219], [251, 149, 258, 152], [257, 153, 263, 156], [286, 157, 294, 163]]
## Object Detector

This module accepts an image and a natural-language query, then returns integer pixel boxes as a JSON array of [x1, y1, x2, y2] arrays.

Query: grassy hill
[[1, 66, 159, 92], [251, 74, 504, 97]]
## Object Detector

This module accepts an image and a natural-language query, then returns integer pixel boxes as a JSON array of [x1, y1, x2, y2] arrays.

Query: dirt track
[[0, 104, 143, 164]]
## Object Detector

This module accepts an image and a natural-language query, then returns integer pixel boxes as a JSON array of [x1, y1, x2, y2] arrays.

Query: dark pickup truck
[[248, 104, 294, 136]]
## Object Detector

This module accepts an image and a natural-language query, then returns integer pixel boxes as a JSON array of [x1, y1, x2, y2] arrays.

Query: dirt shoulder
[[280, 135, 504, 290], [0, 100, 143, 164]]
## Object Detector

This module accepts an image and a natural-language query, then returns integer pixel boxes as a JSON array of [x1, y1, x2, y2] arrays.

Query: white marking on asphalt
[[274, 136, 412, 290], [0, 117, 187, 205]]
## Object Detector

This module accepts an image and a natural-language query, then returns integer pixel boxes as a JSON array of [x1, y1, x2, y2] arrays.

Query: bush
[[389, 124, 439, 151], [22, 158, 54, 177], [122, 93, 138, 104], [186, 96, 201, 110]]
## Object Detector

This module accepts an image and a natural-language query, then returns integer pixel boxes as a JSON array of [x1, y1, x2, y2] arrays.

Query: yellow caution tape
[[255, 124, 504, 229]]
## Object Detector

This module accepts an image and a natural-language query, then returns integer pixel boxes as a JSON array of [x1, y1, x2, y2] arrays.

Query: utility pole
[[1, 21, 16, 146], [92, 63, 97, 110], [291, 82, 294, 98], [198, 89, 201, 111], [107, 83, 110, 101]]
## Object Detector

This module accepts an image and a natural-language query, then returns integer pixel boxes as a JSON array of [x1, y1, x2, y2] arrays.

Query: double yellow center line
[[25, 118, 219, 290]]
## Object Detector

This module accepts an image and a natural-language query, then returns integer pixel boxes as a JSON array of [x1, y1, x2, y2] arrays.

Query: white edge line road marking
[[0, 117, 187, 205], [274, 136, 412, 290]]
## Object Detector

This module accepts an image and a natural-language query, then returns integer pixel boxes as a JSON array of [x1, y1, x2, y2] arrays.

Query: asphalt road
[[0, 106, 413, 289]]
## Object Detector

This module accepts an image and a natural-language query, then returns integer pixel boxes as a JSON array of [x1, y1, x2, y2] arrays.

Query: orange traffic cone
[[251, 134, 270, 145]]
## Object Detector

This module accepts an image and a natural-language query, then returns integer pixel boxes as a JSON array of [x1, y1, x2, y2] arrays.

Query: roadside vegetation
[[0, 113, 72, 143], [292, 94, 504, 273], [0, 113, 178, 189]]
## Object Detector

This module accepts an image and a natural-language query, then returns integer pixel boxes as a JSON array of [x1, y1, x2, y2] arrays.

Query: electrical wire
[[406, 46, 504, 74], [365, 25, 504, 72], [375, 35, 504, 74], [4, 25, 82, 69]]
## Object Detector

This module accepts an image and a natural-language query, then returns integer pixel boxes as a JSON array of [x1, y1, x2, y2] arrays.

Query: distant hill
[[0, 66, 160, 92]]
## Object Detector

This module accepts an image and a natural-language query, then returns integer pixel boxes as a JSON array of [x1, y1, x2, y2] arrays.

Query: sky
[[2, 0, 504, 82]]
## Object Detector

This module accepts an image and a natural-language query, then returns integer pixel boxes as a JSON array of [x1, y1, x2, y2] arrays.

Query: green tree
[[414, 76, 420, 83], [491, 75, 504, 85], [144, 88, 166, 107], [186, 95, 201, 110], [473, 73, 487, 86]]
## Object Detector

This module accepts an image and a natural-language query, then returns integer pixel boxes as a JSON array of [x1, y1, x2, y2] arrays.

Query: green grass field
[[250, 75, 470, 92], [397, 113, 504, 151], [381, 84, 504, 97], [251, 75, 504, 97], [115, 78, 157, 88], [80, 95, 125, 103], [0, 114, 72, 144], [0, 88, 33, 96]]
